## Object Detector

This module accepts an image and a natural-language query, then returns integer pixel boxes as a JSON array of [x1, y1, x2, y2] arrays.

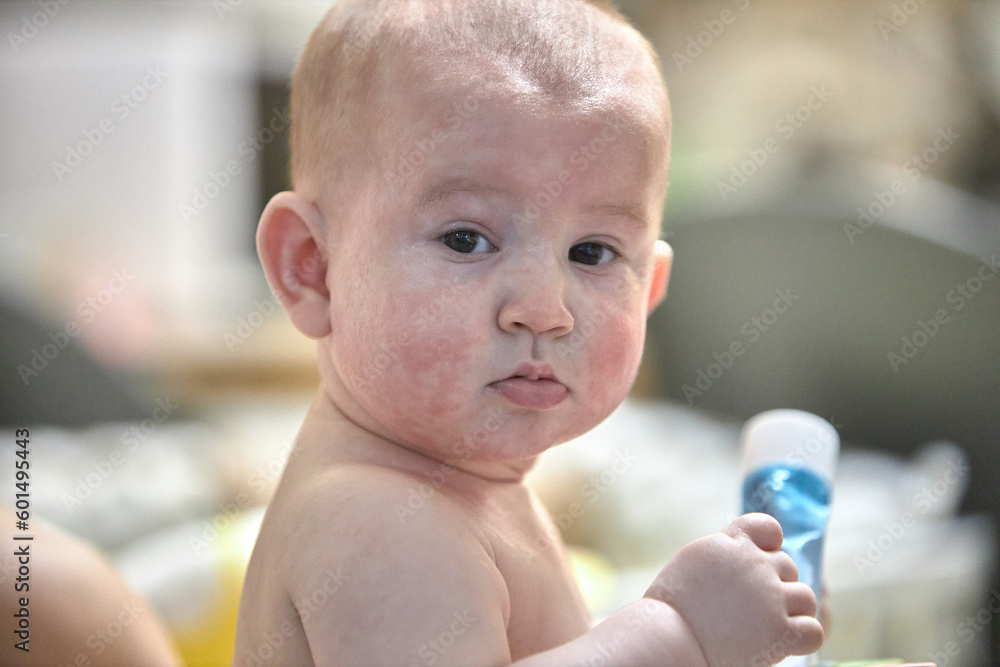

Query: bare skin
[[234, 76, 823, 666], [236, 395, 590, 665], [0, 510, 181, 667]]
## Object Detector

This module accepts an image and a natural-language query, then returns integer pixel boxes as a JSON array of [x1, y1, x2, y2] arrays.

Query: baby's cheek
[[335, 288, 423, 402], [583, 311, 645, 408], [398, 336, 470, 414], [391, 300, 486, 415]]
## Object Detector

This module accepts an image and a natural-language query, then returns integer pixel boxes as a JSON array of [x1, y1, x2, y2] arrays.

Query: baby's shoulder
[[284, 462, 468, 526], [256, 463, 511, 644], [265, 462, 493, 571]]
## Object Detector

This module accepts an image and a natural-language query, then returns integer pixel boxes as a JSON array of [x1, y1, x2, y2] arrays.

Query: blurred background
[[0, 0, 997, 664]]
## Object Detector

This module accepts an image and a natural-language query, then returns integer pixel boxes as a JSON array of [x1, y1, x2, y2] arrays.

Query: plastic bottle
[[739, 409, 839, 667]]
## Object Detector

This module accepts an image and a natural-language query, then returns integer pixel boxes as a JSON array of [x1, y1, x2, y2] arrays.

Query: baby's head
[[259, 0, 673, 476], [288, 0, 669, 209]]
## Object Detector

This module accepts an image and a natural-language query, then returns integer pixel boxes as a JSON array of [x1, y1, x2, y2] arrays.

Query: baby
[[234, 0, 824, 665], [0, 509, 181, 666]]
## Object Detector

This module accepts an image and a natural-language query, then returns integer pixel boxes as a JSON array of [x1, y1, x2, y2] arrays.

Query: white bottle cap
[[739, 409, 840, 482]]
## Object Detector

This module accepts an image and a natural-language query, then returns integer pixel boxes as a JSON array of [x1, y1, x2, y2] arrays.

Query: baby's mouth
[[489, 364, 567, 410]]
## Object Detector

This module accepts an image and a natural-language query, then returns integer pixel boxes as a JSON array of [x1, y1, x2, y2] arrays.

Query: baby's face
[[318, 84, 668, 476]]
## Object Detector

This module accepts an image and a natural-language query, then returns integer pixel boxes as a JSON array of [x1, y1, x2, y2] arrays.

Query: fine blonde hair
[[290, 0, 669, 206]]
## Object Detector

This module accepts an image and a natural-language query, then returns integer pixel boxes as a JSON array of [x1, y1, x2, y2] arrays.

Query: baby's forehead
[[294, 0, 669, 207], [377, 96, 668, 227], [334, 80, 668, 226], [384, 72, 668, 166]]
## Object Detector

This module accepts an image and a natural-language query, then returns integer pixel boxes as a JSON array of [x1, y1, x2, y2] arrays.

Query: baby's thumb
[[726, 513, 783, 551]]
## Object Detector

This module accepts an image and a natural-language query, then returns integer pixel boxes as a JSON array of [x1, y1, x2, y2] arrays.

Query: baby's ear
[[257, 191, 332, 338], [646, 239, 673, 313]]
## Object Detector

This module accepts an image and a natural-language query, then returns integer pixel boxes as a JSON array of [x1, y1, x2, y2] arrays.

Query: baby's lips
[[509, 361, 557, 382], [489, 376, 567, 410]]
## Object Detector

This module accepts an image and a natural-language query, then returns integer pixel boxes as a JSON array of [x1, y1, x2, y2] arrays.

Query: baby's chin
[[400, 403, 619, 468]]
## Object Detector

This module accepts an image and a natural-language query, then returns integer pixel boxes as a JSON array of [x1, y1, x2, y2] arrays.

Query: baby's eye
[[441, 229, 495, 254], [569, 242, 616, 266]]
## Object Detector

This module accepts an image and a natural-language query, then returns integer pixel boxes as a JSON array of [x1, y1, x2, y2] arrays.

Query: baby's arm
[[515, 598, 707, 666], [644, 513, 823, 665], [290, 471, 690, 666], [286, 471, 514, 665], [291, 469, 819, 666], [521, 514, 822, 666], [516, 514, 821, 666]]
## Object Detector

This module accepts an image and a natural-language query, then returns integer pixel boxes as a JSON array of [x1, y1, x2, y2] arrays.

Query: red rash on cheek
[[582, 311, 645, 408], [367, 282, 485, 425], [400, 340, 470, 411]]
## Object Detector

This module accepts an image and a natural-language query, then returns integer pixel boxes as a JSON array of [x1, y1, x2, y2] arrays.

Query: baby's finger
[[727, 513, 783, 551], [784, 581, 817, 618], [772, 550, 799, 583], [784, 615, 824, 656]]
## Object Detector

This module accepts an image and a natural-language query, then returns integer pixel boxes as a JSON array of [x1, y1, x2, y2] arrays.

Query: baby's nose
[[497, 251, 574, 337]]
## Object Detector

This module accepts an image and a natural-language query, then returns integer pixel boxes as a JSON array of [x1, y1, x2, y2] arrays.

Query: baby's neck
[[297, 388, 539, 489]]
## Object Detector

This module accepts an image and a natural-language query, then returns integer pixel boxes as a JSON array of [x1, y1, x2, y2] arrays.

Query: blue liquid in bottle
[[741, 464, 831, 603]]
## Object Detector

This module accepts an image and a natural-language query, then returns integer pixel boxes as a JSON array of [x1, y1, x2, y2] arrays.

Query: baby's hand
[[644, 513, 823, 666]]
